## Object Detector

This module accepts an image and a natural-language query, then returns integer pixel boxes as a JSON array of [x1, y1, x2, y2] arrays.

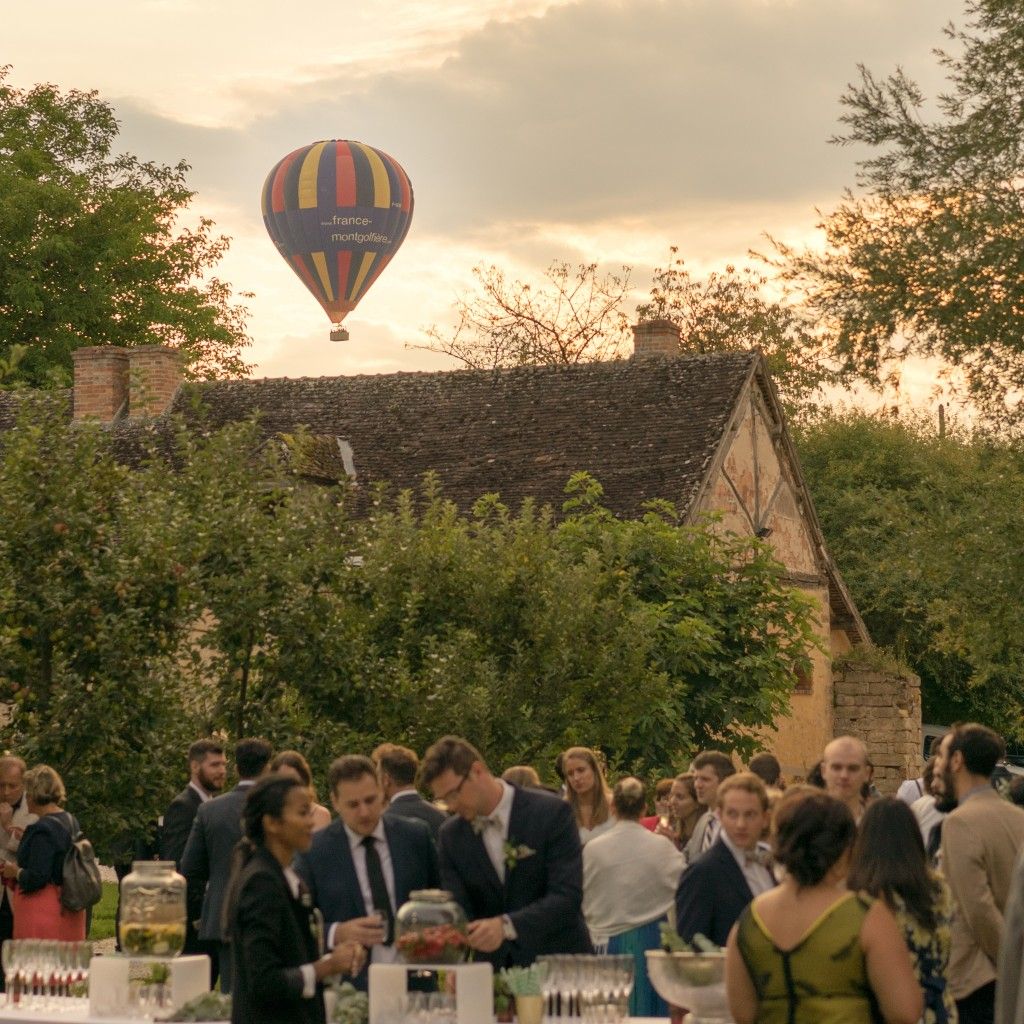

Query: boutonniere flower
[[503, 840, 536, 872]]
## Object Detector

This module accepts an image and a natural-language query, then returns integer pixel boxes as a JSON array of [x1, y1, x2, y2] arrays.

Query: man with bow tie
[[675, 772, 776, 947], [421, 736, 592, 967]]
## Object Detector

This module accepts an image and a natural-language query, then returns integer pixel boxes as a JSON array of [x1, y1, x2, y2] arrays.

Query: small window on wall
[[794, 663, 813, 694]]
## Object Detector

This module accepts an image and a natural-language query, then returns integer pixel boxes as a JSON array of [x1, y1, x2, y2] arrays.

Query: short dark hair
[[420, 736, 487, 787], [748, 752, 781, 787], [948, 723, 1005, 778], [372, 744, 419, 787], [328, 755, 378, 792], [773, 792, 856, 887], [691, 751, 735, 782], [234, 738, 273, 780], [188, 739, 224, 765], [611, 777, 646, 820]]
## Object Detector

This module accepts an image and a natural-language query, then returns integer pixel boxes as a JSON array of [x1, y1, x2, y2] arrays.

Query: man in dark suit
[[298, 755, 439, 991], [676, 772, 775, 947], [373, 743, 447, 840], [181, 737, 272, 992], [159, 739, 227, 958], [420, 735, 592, 968]]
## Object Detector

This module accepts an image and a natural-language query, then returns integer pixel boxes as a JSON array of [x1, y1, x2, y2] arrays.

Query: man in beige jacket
[[934, 724, 1024, 1024]]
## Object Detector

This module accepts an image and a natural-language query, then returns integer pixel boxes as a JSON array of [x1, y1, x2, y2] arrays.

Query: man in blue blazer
[[420, 736, 592, 968], [675, 772, 776, 947], [298, 755, 439, 990]]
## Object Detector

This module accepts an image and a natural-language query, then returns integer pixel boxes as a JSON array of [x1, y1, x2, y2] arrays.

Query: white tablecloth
[[0, 1007, 225, 1024]]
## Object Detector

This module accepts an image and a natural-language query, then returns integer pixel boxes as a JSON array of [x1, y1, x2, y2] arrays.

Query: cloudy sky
[[8, 0, 964, 388]]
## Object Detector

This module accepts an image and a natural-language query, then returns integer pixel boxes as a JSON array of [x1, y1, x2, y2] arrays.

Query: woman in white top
[[583, 778, 684, 1016], [563, 747, 614, 845]]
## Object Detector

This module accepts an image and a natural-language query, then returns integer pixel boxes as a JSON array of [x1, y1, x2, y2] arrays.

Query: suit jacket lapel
[[382, 817, 405, 908], [458, 818, 504, 896], [716, 841, 754, 903]]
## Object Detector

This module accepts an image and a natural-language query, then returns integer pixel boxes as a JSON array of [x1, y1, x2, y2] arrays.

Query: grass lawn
[[88, 881, 118, 942]]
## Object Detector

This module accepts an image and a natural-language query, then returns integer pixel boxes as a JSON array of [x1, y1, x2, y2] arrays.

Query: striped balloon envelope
[[261, 140, 414, 335]]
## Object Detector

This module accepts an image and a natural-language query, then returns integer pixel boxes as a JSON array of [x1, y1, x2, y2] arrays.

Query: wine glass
[[1, 940, 17, 1005]]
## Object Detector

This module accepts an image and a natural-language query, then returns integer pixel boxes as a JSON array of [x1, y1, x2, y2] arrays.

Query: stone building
[[0, 325, 921, 786]]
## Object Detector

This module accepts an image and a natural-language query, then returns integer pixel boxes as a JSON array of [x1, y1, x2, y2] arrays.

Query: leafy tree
[[773, 1, 1024, 425], [0, 398, 821, 854], [796, 410, 1024, 739], [421, 261, 631, 368], [0, 67, 251, 388], [636, 248, 833, 415], [422, 250, 832, 416], [0, 396, 203, 857]]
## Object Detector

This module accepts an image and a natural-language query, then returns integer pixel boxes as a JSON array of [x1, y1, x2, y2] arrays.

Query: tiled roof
[[164, 352, 758, 519], [0, 351, 868, 642]]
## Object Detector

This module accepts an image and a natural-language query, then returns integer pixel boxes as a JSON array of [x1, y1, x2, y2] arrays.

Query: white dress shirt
[[282, 865, 317, 998], [720, 832, 775, 896], [582, 819, 684, 944], [188, 781, 213, 803], [343, 820, 399, 964], [478, 780, 515, 883]]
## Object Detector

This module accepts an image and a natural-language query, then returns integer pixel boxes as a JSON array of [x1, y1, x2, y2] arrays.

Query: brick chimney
[[127, 346, 182, 418], [631, 319, 680, 359], [71, 347, 130, 422]]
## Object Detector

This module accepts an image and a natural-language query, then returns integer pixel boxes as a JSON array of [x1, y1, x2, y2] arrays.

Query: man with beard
[[933, 724, 1024, 1024], [160, 740, 228, 958]]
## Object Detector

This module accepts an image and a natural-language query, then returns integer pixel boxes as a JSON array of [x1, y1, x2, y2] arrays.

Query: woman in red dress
[[0, 765, 86, 940]]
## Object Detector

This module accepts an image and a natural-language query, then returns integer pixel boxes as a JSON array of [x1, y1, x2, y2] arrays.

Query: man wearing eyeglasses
[[420, 735, 592, 967]]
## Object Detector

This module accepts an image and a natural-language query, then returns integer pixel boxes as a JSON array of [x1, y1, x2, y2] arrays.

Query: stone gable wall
[[833, 664, 922, 794]]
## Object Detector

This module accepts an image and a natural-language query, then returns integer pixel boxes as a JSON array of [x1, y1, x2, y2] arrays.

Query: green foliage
[[773, 1, 1024, 425], [0, 67, 251, 388], [88, 881, 118, 941], [797, 410, 1024, 739], [0, 400, 819, 855], [0, 395, 204, 858]]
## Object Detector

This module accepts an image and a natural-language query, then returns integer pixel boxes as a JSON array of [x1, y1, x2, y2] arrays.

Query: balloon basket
[[330, 327, 350, 342]]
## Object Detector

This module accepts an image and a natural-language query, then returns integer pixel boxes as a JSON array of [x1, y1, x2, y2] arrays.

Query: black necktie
[[361, 835, 394, 945]]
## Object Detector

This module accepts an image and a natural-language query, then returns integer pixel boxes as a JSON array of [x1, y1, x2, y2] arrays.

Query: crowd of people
[[1, 724, 1024, 1024]]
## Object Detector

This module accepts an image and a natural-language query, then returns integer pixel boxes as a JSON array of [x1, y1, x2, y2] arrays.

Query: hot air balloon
[[261, 140, 414, 341]]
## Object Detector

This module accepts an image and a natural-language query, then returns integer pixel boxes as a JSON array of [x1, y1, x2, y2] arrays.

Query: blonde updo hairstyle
[[24, 765, 66, 807]]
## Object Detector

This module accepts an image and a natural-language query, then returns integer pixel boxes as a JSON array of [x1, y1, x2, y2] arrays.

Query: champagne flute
[[1, 940, 17, 1005]]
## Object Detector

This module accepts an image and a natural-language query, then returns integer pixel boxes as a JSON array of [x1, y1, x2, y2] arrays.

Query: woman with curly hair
[[562, 747, 614, 846], [725, 792, 921, 1024]]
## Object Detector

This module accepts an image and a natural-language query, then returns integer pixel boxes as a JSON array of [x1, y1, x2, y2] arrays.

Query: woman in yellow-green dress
[[725, 792, 922, 1024], [849, 797, 957, 1024]]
